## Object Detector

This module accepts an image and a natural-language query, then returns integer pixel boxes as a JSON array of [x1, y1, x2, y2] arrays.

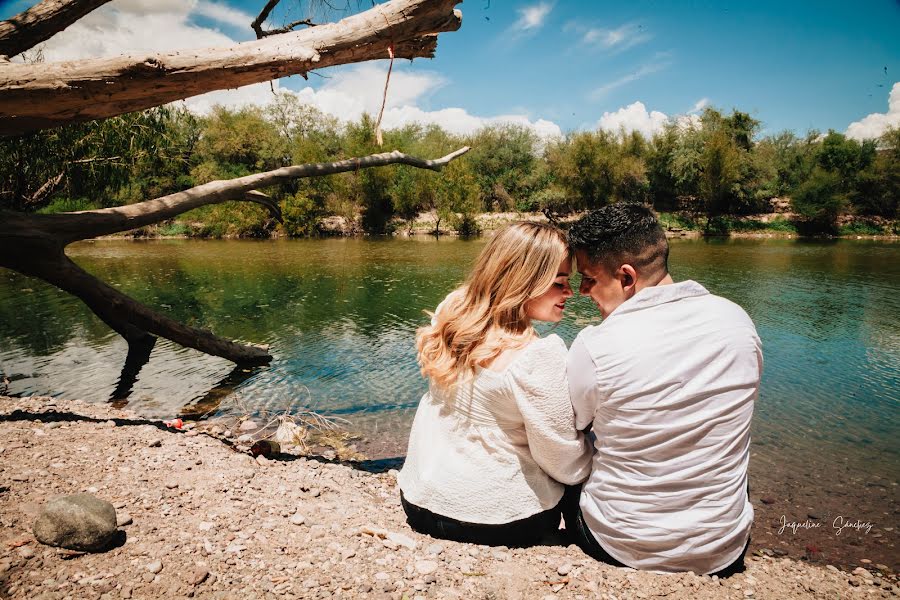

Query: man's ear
[[619, 264, 638, 293]]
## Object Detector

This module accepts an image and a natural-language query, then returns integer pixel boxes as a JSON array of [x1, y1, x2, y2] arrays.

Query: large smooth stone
[[33, 494, 118, 552]]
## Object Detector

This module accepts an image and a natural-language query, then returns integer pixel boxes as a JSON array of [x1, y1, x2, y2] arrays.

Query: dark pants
[[400, 492, 563, 548]]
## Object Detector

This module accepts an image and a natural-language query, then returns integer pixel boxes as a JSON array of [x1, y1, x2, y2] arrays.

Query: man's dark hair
[[568, 203, 669, 276]]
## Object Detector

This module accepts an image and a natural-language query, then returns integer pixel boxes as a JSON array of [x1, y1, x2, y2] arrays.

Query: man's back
[[568, 280, 762, 574]]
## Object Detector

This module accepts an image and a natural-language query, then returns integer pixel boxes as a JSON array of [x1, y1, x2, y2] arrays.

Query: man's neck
[[635, 271, 673, 294]]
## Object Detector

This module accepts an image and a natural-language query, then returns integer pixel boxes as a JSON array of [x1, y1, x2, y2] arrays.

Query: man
[[566, 203, 762, 575]]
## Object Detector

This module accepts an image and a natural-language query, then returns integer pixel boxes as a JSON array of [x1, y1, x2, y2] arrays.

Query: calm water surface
[[1, 237, 898, 564]]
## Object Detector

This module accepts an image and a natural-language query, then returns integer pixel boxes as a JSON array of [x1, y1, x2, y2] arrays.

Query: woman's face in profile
[[524, 255, 574, 323]]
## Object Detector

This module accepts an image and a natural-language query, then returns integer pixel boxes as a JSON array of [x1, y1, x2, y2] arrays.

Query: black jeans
[[400, 492, 563, 548]]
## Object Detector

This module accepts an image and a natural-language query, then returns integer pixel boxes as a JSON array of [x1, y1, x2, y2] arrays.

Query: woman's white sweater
[[398, 334, 592, 524]]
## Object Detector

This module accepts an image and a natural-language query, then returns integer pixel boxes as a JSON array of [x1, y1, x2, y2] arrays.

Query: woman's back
[[398, 334, 591, 524]]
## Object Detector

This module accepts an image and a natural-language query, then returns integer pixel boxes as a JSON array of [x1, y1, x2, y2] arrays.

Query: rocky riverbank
[[0, 395, 897, 599]]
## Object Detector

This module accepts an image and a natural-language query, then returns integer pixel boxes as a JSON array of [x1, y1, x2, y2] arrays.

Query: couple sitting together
[[397, 203, 762, 575]]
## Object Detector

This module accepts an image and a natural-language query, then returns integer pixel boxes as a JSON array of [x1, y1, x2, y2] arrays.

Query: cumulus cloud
[[512, 2, 553, 32], [29, 0, 244, 62], [285, 63, 562, 139], [846, 82, 900, 140], [25, 1, 562, 140], [596, 101, 703, 138], [194, 1, 255, 29], [597, 102, 668, 138]]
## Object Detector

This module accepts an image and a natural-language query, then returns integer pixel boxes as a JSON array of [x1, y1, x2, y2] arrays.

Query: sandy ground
[[1, 395, 897, 600]]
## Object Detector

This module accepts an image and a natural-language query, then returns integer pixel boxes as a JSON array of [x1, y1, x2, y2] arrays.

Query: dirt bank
[[0, 395, 896, 599]]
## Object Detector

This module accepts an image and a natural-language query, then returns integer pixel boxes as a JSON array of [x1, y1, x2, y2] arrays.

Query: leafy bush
[[281, 192, 323, 237]]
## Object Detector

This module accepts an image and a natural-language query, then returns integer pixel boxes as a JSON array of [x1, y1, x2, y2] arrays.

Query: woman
[[397, 221, 592, 547]]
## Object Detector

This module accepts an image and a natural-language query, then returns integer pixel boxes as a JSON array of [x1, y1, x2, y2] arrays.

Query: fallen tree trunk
[[0, 0, 113, 59], [0, 148, 469, 366], [0, 0, 463, 135]]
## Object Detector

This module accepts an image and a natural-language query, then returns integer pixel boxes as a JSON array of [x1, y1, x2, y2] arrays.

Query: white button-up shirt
[[568, 280, 761, 574]]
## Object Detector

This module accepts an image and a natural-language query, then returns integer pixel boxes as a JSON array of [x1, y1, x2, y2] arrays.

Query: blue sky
[[3, 0, 899, 139]]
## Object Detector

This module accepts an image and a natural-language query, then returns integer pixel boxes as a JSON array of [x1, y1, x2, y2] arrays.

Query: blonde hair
[[416, 221, 569, 389]]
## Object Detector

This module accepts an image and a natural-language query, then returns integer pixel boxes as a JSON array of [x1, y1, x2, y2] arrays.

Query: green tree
[[465, 124, 539, 211]]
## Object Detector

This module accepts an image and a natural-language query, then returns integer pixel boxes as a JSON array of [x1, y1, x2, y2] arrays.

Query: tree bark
[[0, 0, 462, 135], [0, 147, 469, 366], [0, 0, 112, 58]]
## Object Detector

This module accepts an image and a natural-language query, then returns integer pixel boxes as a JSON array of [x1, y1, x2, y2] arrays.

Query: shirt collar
[[606, 280, 710, 320]]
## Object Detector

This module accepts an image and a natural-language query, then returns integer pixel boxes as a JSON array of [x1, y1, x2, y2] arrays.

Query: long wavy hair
[[416, 221, 569, 389]]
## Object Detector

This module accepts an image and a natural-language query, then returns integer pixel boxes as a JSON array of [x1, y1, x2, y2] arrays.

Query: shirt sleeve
[[568, 332, 600, 431], [507, 336, 592, 485]]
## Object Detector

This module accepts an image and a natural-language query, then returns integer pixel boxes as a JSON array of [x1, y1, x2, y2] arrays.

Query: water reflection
[[1, 237, 898, 485]]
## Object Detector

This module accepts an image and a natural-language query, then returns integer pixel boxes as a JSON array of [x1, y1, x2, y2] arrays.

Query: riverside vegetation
[[2, 95, 897, 239]]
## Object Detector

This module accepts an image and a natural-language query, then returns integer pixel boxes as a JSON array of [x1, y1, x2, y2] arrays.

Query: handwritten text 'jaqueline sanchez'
[[779, 515, 874, 536]]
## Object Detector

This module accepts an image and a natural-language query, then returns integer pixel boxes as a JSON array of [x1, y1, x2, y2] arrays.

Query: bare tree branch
[[0, 147, 469, 365], [0, 0, 463, 136], [36, 147, 470, 243], [252, 0, 317, 38], [0, 0, 113, 58]]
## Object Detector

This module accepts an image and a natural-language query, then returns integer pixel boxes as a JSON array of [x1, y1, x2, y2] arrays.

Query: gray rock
[[33, 494, 118, 552], [147, 560, 163, 574], [116, 513, 133, 527], [239, 420, 259, 432]]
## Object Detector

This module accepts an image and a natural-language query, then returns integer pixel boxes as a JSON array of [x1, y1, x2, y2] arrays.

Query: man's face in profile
[[575, 250, 629, 319]]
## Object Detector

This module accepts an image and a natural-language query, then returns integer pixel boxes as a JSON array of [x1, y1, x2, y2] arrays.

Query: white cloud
[[581, 23, 651, 52], [597, 102, 668, 138], [846, 82, 900, 140], [30, 0, 239, 62], [24, 1, 562, 140], [513, 2, 553, 32], [596, 101, 704, 138], [590, 56, 670, 100], [194, 1, 255, 29], [688, 97, 710, 114], [286, 63, 561, 139]]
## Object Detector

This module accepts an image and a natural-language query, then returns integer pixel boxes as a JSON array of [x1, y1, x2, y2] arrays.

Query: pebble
[[255, 454, 270, 466], [760, 496, 776, 505], [146, 560, 163, 574], [289, 513, 306, 526], [149, 440, 162, 448], [17, 546, 35, 559], [117, 513, 133, 527], [386, 532, 417, 550], [426, 543, 444, 556], [164, 480, 179, 489], [189, 568, 209, 586], [415, 560, 438, 575], [239, 420, 259, 432], [557, 563, 573, 576]]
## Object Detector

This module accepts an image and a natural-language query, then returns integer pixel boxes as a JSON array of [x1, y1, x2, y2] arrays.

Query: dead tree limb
[[0, 0, 113, 58], [252, 0, 317, 38], [0, 0, 463, 135], [0, 147, 470, 366]]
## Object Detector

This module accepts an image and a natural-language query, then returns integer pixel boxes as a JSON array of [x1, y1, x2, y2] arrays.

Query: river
[[1, 236, 898, 569]]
